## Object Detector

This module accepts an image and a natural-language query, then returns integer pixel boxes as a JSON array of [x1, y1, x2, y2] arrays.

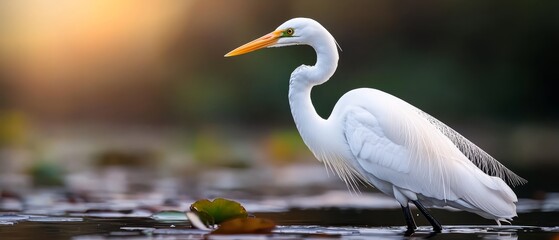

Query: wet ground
[[1, 190, 558, 239]]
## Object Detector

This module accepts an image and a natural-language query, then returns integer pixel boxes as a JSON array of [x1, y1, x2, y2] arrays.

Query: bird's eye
[[285, 28, 294, 36]]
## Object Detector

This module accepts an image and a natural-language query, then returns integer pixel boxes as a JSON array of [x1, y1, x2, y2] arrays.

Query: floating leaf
[[190, 198, 248, 225], [211, 217, 276, 235]]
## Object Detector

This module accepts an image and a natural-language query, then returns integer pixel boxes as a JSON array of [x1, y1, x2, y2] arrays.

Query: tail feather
[[450, 162, 518, 220]]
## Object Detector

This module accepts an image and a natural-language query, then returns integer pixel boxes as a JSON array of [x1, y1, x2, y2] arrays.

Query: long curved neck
[[288, 32, 339, 150]]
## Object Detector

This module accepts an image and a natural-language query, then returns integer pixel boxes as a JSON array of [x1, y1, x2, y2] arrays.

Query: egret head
[[224, 18, 329, 57]]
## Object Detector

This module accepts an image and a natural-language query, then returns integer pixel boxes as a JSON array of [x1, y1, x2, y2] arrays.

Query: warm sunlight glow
[[3, 1, 190, 81], [0, 0, 192, 122]]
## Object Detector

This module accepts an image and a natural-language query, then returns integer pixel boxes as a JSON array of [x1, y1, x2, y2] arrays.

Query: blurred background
[[0, 0, 557, 200]]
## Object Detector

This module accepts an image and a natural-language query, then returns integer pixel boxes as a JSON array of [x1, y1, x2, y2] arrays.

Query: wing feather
[[343, 104, 457, 200], [415, 110, 527, 187], [337, 88, 520, 219], [345, 109, 411, 173]]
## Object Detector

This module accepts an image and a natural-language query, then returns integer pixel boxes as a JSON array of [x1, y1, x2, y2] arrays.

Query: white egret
[[225, 18, 526, 233]]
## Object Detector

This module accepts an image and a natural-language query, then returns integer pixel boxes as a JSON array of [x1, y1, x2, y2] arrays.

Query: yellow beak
[[224, 30, 283, 57]]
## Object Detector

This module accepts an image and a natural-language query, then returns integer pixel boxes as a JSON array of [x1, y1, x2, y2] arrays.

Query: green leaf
[[211, 217, 276, 235], [190, 198, 248, 225]]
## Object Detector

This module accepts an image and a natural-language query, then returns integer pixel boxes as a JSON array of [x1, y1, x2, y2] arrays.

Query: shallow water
[[1, 208, 558, 239], [1, 190, 558, 239]]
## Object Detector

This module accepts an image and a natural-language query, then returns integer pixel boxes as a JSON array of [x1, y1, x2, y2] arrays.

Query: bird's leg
[[412, 200, 442, 232], [401, 204, 417, 235]]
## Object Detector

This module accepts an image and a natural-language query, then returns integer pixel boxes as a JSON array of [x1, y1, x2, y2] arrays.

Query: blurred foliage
[[0, 111, 28, 147], [263, 129, 311, 165], [0, 1, 556, 183], [189, 128, 252, 168], [28, 161, 64, 187], [1, 1, 556, 126], [169, 73, 241, 125], [95, 149, 159, 168], [165, 1, 558, 125], [190, 129, 233, 166]]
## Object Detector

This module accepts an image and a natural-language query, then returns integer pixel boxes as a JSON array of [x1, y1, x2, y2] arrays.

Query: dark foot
[[404, 228, 415, 237], [401, 204, 417, 235], [412, 200, 442, 232]]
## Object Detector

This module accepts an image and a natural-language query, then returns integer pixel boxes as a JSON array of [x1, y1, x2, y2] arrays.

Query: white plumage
[[225, 17, 526, 233]]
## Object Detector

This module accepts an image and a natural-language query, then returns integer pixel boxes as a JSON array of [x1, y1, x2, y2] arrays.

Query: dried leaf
[[211, 217, 276, 235]]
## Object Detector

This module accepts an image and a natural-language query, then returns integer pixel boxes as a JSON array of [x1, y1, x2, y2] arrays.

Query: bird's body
[[225, 17, 525, 233], [307, 88, 518, 220]]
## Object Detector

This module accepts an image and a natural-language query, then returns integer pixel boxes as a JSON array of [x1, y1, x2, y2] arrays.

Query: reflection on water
[[1, 215, 558, 239], [1, 189, 559, 239]]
